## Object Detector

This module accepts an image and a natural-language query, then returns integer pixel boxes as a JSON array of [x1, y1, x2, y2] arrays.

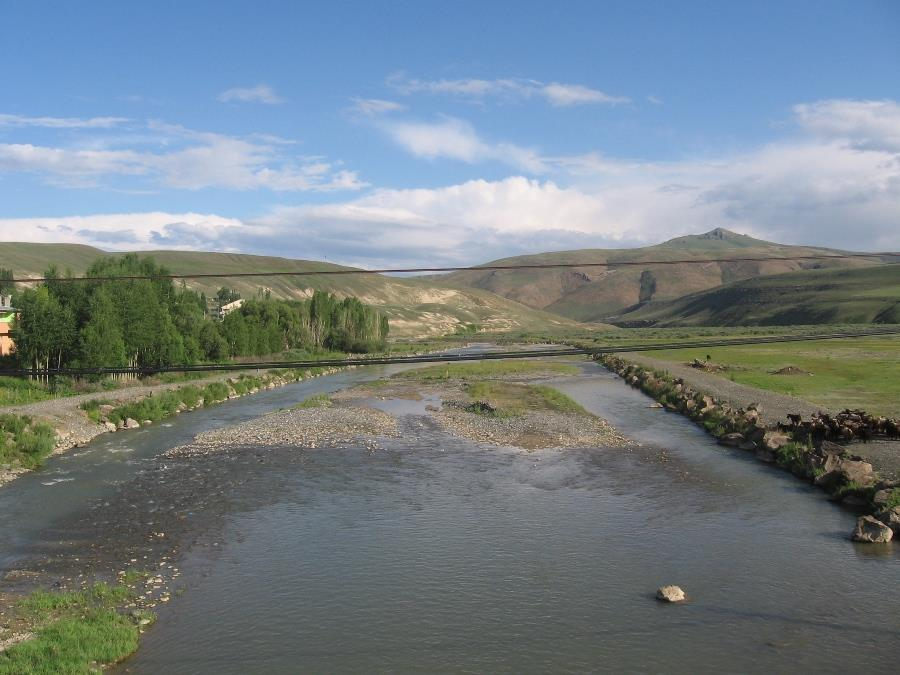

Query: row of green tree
[[7, 255, 389, 374]]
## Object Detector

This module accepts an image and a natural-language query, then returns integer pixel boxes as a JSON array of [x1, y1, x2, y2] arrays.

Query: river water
[[2, 360, 898, 673]]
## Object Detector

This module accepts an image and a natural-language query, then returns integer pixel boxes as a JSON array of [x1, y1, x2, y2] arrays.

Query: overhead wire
[[3, 251, 900, 284], [1, 327, 897, 378]]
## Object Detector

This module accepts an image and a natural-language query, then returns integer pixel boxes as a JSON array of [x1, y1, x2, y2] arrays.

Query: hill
[[0, 243, 584, 338], [438, 228, 885, 322], [609, 264, 900, 326]]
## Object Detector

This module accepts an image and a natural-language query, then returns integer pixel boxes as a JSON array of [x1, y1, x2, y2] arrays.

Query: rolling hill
[[609, 264, 900, 326], [0, 243, 585, 338], [438, 228, 886, 322]]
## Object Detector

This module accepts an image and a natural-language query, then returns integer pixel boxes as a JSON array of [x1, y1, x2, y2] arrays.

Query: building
[[217, 298, 244, 320], [0, 294, 15, 357]]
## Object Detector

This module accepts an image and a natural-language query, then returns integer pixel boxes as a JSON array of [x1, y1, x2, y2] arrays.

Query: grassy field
[[614, 334, 900, 417], [477, 325, 900, 417], [464, 381, 587, 416]]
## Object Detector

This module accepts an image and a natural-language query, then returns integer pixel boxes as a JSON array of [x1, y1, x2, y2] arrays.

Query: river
[[2, 360, 898, 673]]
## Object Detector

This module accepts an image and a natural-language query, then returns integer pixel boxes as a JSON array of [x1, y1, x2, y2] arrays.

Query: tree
[[216, 287, 241, 305], [79, 288, 127, 371], [0, 268, 13, 296]]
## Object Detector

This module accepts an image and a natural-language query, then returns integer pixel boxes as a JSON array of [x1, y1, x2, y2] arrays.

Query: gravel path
[[620, 353, 900, 480]]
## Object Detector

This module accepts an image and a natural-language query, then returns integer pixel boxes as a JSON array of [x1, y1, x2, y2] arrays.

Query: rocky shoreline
[[598, 355, 900, 544]]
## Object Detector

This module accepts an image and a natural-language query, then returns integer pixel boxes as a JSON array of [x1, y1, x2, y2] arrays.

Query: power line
[[1, 327, 897, 378], [4, 252, 899, 284]]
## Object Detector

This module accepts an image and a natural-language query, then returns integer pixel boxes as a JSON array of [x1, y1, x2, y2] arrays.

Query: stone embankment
[[599, 355, 900, 544]]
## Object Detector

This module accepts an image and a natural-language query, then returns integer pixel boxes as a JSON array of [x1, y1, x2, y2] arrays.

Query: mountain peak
[[699, 227, 739, 240], [656, 228, 774, 250]]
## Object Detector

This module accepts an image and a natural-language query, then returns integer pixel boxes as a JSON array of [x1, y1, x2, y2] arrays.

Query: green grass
[[292, 393, 332, 409], [0, 377, 55, 406], [463, 381, 588, 417], [885, 488, 900, 510], [78, 399, 113, 424], [0, 413, 56, 469], [1, 583, 147, 675], [627, 335, 900, 416], [397, 359, 580, 381]]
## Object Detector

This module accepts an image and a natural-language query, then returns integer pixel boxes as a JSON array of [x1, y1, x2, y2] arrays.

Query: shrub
[[774, 442, 808, 471], [293, 393, 332, 409], [0, 414, 56, 469], [885, 488, 900, 510]]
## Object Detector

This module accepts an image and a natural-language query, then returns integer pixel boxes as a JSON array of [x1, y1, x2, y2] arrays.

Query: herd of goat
[[780, 409, 900, 446]]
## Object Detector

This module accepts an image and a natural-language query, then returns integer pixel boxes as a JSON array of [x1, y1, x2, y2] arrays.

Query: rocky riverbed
[[164, 403, 400, 458]]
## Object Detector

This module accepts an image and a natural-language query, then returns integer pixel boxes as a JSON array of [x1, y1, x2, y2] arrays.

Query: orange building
[[0, 295, 15, 357]]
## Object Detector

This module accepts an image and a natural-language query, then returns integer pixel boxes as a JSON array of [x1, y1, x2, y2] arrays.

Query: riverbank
[[0, 366, 351, 488], [599, 354, 900, 543]]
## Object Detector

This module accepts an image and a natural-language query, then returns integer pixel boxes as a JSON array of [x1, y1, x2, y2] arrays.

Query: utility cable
[[1, 327, 897, 378]]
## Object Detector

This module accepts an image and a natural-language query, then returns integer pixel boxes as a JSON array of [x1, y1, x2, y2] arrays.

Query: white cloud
[[0, 113, 127, 129], [541, 83, 629, 106], [387, 74, 629, 106], [794, 99, 900, 151], [0, 122, 366, 192], [217, 84, 283, 105], [380, 116, 546, 172], [348, 98, 406, 116], [0, 212, 246, 251]]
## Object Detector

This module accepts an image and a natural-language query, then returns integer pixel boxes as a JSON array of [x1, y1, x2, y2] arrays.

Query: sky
[[1, 0, 899, 267]]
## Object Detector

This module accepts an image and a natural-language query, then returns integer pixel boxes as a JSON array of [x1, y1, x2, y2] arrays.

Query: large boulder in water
[[852, 516, 893, 543], [656, 585, 686, 602]]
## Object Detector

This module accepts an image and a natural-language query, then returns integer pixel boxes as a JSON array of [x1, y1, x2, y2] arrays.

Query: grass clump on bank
[[292, 393, 332, 409], [0, 582, 149, 675], [463, 381, 588, 417], [399, 360, 580, 382], [0, 413, 55, 470], [0, 377, 55, 406]]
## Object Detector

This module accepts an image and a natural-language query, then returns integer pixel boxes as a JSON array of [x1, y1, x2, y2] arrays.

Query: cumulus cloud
[[388, 74, 629, 106], [0, 121, 366, 192], [217, 84, 283, 104], [379, 116, 546, 172], [794, 99, 900, 151]]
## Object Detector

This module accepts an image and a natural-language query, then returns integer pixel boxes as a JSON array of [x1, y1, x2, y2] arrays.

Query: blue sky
[[1, 0, 899, 265]]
